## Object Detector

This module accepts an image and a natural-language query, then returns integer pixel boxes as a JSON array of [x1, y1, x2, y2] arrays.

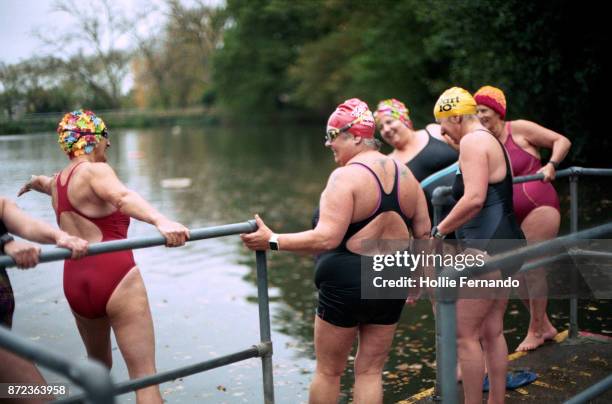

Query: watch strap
[[0, 233, 15, 254]]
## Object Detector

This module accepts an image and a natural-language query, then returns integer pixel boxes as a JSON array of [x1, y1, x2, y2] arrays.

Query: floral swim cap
[[57, 110, 107, 158], [374, 99, 413, 129]]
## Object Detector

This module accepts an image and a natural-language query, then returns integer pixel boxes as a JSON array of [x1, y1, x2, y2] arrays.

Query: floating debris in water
[[161, 178, 192, 189]]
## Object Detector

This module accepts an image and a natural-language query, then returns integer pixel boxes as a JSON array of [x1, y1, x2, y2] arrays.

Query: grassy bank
[[0, 107, 221, 135]]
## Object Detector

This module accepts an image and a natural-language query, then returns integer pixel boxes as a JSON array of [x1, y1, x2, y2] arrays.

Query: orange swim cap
[[433, 87, 477, 120], [474, 86, 507, 119]]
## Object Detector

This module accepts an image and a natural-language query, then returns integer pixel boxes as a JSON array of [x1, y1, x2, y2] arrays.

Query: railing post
[[431, 186, 456, 402], [569, 174, 579, 339], [433, 199, 443, 401], [437, 294, 458, 404], [255, 251, 275, 404]]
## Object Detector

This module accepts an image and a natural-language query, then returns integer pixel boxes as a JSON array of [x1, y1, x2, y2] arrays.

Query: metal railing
[[0, 220, 276, 404], [430, 166, 612, 403]]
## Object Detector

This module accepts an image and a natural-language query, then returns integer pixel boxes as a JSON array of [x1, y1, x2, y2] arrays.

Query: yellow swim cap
[[433, 87, 477, 120]]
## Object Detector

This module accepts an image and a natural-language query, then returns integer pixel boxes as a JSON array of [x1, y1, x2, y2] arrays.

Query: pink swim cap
[[326, 98, 376, 139]]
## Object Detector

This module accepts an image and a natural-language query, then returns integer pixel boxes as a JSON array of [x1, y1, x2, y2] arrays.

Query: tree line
[[0, 0, 606, 163]]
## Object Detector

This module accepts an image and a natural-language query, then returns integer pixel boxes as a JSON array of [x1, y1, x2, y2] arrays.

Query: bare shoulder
[[460, 131, 489, 151], [425, 123, 443, 138], [85, 162, 117, 178], [511, 119, 539, 133], [328, 166, 352, 183]]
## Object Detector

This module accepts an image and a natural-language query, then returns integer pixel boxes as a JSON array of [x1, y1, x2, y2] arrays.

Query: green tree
[[212, 0, 320, 116]]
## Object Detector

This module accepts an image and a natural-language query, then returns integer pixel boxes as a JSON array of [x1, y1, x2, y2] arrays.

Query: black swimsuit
[[0, 220, 14, 327], [407, 128, 458, 182], [313, 161, 412, 328], [451, 131, 525, 277], [406, 129, 458, 229]]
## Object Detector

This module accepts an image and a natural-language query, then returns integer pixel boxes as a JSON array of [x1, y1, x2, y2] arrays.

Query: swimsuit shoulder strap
[[348, 162, 385, 194], [57, 161, 87, 189]]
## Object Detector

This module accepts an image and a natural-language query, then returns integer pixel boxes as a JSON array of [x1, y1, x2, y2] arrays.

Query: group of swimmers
[[0, 85, 570, 404], [243, 86, 570, 404]]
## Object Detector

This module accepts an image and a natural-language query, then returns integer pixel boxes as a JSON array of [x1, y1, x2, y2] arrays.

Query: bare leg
[[353, 323, 397, 404], [516, 207, 560, 351], [73, 313, 112, 368], [107, 267, 162, 404], [457, 297, 493, 404], [0, 348, 52, 403], [480, 295, 509, 404], [309, 316, 357, 404]]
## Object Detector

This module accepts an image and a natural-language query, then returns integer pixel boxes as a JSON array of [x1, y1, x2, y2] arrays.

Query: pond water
[[1, 126, 610, 403]]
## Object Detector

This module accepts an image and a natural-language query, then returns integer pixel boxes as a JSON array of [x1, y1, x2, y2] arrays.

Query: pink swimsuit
[[505, 122, 560, 225]]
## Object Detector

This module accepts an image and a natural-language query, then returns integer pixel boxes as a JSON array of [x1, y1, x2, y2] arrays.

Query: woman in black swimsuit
[[431, 88, 524, 404], [241, 99, 431, 404], [375, 99, 458, 222]]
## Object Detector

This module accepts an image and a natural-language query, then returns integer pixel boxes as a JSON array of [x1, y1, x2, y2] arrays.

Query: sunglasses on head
[[325, 115, 365, 143]]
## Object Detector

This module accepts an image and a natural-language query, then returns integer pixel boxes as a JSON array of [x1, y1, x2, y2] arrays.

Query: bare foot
[[542, 324, 558, 341], [516, 332, 545, 351]]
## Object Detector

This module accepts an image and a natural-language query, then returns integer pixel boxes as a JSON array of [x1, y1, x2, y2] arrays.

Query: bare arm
[[18, 175, 55, 196], [241, 167, 354, 253], [88, 163, 189, 246], [0, 197, 88, 261], [437, 135, 488, 235], [1, 197, 63, 243], [514, 119, 572, 181], [411, 186, 431, 240]]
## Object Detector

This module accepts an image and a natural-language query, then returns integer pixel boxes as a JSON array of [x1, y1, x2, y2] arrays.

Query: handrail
[[0, 219, 275, 403], [431, 166, 612, 204], [0, 326, 115, 404], [439, 222, 612, 281], [0, 220, 257, 268], [563, 374, 612, 404], [53, 346, 263, 403], [430, 166, 612, 403]]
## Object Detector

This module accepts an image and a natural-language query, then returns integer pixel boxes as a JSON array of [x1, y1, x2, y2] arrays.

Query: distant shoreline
[[0, 107, 221, 135]]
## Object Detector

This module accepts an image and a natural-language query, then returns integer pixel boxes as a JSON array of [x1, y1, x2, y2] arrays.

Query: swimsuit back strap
[[58, 161, 87, 189], [348, 162, 385, 194]]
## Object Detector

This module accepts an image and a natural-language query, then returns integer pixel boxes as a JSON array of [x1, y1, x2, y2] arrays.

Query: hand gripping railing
[[431, 166, 612, 403], [0, 220, 276, 404]]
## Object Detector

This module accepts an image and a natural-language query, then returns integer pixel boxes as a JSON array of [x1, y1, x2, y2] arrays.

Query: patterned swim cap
[[433, 87, 477, 120], [57, 110, 107, 158], [327, 98, 376, 138], [374, 99, 413, 129], [474, 86, 507, 119]]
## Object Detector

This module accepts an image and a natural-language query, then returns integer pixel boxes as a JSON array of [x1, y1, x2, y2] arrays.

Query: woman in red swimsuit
[[474, 86, 572, 351], [19, 110, 190, 404]]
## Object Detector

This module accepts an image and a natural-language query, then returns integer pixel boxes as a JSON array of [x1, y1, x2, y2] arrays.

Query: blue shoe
[[483, 370, 537, 391]]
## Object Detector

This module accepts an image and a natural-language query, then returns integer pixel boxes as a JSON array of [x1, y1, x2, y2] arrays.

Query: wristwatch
[[430, 226, 446, 240], [0, 233, 15, 254], [268, 233, 280, 251], [548, 160, 560, 169]]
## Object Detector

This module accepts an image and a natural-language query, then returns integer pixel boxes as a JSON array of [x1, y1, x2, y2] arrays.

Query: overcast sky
[[0, 0, 222, 65], [0, 0, 71, 64]]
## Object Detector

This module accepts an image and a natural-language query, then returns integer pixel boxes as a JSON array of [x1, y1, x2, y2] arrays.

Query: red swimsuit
[[505, 122, 560, 225], [55, 162, 136, 319]]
